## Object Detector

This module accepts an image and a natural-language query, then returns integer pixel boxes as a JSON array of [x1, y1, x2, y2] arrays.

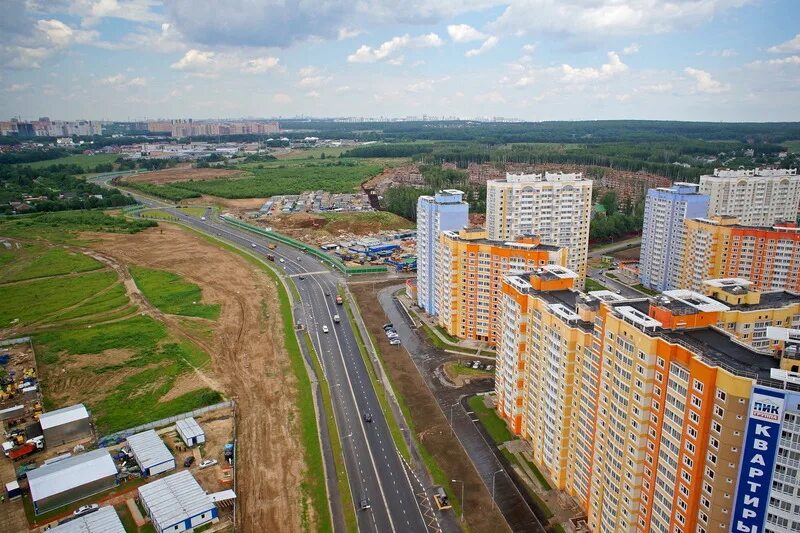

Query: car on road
[[359, 497, 371, 510], [322, 325, 329, 333], [183, 456, 195, 467], [251, 243, 257, 248], [363, 412, 373, 423], [199, 459, 218, 469], [298, 276, 305, 280], [200, 216, 206, 221], [297, 257, 301, 261], [73, 504, 99, 517], [389, 339, 401, 345], [279, 258, 285, 263]]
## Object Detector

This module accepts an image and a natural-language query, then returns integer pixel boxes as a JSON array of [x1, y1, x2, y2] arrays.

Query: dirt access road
[[88, 224, 311, 532]]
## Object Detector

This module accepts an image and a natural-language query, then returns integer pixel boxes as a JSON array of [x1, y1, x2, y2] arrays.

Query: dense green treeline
[[0, 149, 69, 165], [0, 164, 135, 214]]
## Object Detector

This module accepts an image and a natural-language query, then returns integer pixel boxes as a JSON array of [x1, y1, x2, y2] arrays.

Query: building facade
[[680, 216, 800, 293], [415, 189, 469, 315], [640, 183, 709, 291], [495, 272, 800, 533], [699, 168, 800, 226], [486, 172, 592, 284], [435, 228, 568, 345]]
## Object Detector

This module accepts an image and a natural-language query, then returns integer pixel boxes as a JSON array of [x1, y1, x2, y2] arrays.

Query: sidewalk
[[396, 293, 495, 358]]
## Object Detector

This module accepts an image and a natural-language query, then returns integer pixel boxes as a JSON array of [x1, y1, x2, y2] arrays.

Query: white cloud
[[522, 43, 537, 54], [100, 73, 147, 88], [36, 19, 98, 46], [241, 56, 282, 74], [637, 82, 673, 93], [560, 51, 628, 82], [272, 92, 292, 104], [623, 43, 639, 55], [6, 83, 31, 93], [766, 55, 800, 65], [58, 0, 162, 26], [768, 34, 800, 54], [305, 90, 320, 98], [715, 49, 736, 57], [684, 67, 730, 93], [337, 27, 362, 40], [491, 0, 751, 38], [447, 24, 487, 43], [298, 74, 332, 88], [335, 85, 351, 93], [475, 91, 506, 104], [465, 36, 499, 57], [347, 33, 443, 63], [171, 49, 215, 72]]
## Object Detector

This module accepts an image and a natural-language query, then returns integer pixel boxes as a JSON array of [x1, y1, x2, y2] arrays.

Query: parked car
[[382, 323, 394, 331], [485, 364, 494, 371], [363, 412, 373, 423], [389, 339, 401, 345], [199, 459, 218, 469], [322, 325, 329, 333], [183, 456, 195, 467], [472, 361, 481, 369], [73, 504, 99, 517]]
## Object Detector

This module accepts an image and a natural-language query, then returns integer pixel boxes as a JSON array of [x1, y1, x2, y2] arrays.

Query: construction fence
[[221, 216, 388, 275]]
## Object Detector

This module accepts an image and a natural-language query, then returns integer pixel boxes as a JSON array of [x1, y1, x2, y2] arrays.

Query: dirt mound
[[126, 168, 243, 185]]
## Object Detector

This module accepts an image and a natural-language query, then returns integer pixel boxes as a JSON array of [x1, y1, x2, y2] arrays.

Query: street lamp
[[491, 469, 504, 511], [451, 479, 464, 523]]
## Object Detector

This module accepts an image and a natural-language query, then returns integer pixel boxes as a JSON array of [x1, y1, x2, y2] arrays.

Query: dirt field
[[611, 245, 641, 260], [184, 195, 268, 210], [84, 224, 310, 532], [349, 281, 510, 532], [251, 211, 413, 245], [125, 167, 243, 185]]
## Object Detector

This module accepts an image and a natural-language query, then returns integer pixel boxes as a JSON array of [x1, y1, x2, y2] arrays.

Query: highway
[[96, 181, 429, 533]]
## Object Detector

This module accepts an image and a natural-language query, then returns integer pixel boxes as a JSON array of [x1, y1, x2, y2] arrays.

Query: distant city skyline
[[2, 0, 800, 122]]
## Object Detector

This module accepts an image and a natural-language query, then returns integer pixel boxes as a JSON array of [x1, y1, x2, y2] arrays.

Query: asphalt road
[[587, 267, 646, 299], [95, 180, 429, 533], [377, 287, 546, 533]]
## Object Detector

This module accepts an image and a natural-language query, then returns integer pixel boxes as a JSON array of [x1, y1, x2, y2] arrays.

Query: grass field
[[0, 270, 118, 326], [17, 153, 120, 170], [130, 266, 221, 319], [171, 160, 383, 199], [467, 395, 514, 444], [176, 206, 208, 217], [319, 210, 413, 229], [585, 278, 609, 292], [783, 140, 800, 154], [278, 146, 351, 159], [0, 210, 156, 242], [139, 209, 178, 221], [122, 181, 202, 201], [0, 246, 103, 283]]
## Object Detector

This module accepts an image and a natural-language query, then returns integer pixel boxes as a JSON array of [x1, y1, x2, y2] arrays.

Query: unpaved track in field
[[87, 224, 309, 532]]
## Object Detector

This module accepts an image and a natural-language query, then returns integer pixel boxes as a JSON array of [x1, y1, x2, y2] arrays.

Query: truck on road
[[268, 243, 277, 250], [335, 295, 343, 305], [266, 254, 275, 261]]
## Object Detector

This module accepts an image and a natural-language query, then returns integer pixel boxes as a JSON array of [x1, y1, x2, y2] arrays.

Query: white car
[[251, 243, 257, 248], [73, 504, 99, 517], [279, 258, 285, 263], [322, 325, 329, 333], [199, 459, 218, 469]]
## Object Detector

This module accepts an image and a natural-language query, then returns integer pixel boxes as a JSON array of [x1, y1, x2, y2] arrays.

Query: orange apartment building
[[496, 269, 800, 533], [680, 216, 800, 293], [434, 228, 568, 345]]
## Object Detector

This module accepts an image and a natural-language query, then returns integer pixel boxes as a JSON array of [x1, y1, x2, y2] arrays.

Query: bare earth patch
[[80, 224, 308, 532], [158, 371, 204, 403], [184, 195, 268, 210], [126, 167, 243, 185]]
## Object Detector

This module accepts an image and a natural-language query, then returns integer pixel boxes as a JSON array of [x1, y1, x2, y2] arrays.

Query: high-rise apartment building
[[640, 183, 709, 291], [486, 172, 592, 284], [680, 216, 800, 293], [699, 168, 800, 226], [495, 271, 800, 533], [416, 189, 469, 314], [435, 228, 567, 345]]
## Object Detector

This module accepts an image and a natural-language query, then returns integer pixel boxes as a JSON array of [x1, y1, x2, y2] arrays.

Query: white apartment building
[[415, 190, 469, 315], [486, 172, 592, 284], [699, 168, 800, 226]]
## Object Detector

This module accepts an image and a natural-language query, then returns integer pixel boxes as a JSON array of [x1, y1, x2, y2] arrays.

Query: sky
[[1, 0, 799, 122]]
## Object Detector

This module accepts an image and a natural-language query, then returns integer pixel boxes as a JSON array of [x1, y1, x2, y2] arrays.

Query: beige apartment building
[[485, 172, 592, 284], [698, 168, 800, 226]]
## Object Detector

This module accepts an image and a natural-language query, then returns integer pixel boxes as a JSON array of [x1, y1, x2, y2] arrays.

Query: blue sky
[[1, 0, 799, 122]]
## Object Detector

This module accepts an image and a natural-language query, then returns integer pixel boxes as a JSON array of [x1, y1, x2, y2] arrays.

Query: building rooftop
[[49, 506, 126, 533], [441, 230, 562, 251], [27, 449, 117, 502], [659, 327, 778, 379], [659, 290, 731, 314], [138, 470, 215, 529], [500, 171, 586, 183], [127, 429, 173, 470], [175, 417, 204, 441], [39, 404, 89, 430]]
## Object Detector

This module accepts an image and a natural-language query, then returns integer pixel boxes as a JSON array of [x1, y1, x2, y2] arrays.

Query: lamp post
[[451, 479, 464, 523], [491, 469, 504, 511]]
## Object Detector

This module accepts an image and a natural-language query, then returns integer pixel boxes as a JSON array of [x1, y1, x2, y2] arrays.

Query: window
[[716, 390, 727, 402], [714, 406, 724, 417], [693, 380, 704, 393]]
